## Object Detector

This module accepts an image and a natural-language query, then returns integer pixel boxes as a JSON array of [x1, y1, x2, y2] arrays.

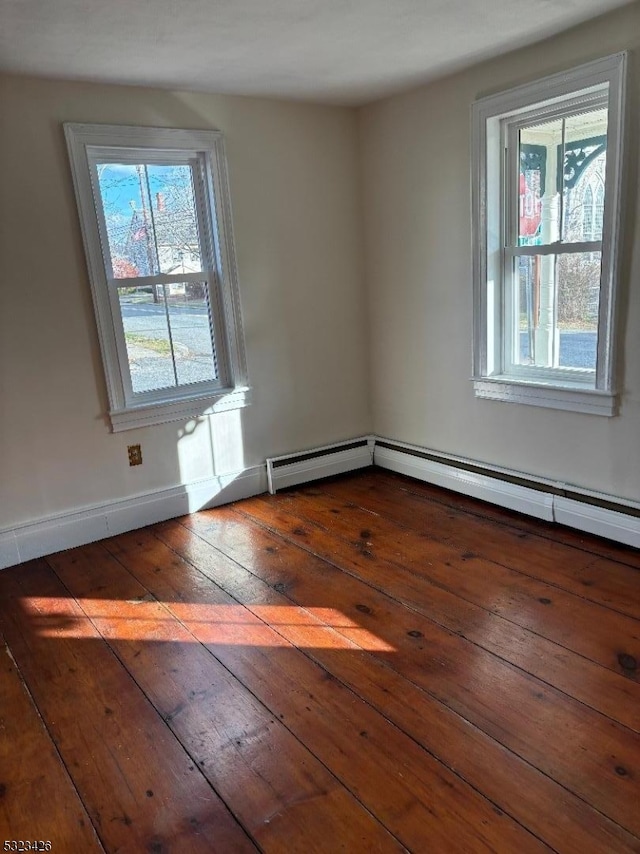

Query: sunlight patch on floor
[[26, 599, 395, 651]]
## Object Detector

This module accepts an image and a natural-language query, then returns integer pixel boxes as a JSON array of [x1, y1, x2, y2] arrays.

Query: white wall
[[360, 3, 640, 501], [0, 76, 371, 530]]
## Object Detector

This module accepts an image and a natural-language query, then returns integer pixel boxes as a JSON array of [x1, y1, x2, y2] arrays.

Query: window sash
[[502, 251, 602, 382], [88, 154, 211, 278], [502, 92, 609, 252], [108, 280, 225, 405], [107, 271, 209, 289], [88, 151, 232, 406], [505, 241, 602, 257], [502, 100, 607, 384]]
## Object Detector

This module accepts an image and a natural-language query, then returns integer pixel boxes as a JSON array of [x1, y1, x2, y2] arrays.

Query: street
[[520, 330, 597, 370]]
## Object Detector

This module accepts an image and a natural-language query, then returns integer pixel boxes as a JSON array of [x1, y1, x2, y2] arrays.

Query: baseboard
[[0, 531, 21, 570], [3, 434, 637, 569], [373, 438, 640, 549], [266, 436, 375, 493], [0, 465, 267, 571]]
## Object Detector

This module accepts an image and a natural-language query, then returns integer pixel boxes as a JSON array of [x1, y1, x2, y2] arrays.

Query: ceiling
[[0, 0, 633, 105]]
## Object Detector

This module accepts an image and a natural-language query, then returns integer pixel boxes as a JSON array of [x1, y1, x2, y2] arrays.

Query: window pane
[[516, 256, 536, 365], [557, 252, 601, 369], [97, 163, 203, 278], [119, 287, 176, 393], [98, 164, 158, 277], [561, 108, 608, 243], [513, 252, 600, 372], [147, 164, 203, 275], [162, 283, 218, 386], [118, 284, 218, 395], [518, 119, 562, 246], [518, 107, 608, 247]]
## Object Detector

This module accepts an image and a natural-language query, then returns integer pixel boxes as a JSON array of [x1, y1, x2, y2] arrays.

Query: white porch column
[[534, 145, 560, 368]]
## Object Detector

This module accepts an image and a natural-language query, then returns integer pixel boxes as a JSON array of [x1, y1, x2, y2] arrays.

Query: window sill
[[109, 386, 252, 432], [473, 378, 616, 416]]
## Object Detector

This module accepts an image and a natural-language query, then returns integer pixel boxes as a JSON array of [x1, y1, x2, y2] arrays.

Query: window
[[65, 124, 249, 431], [471, 54, 627, 415]]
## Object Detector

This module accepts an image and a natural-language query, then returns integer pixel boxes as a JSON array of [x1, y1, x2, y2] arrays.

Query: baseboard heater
[[373, 437, 640, 549], [267, 434, 639, 548], [266, 436, 375, 494]]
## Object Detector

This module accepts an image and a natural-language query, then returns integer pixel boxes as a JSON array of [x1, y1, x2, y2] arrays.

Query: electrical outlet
[[128, 444, 143, 466]]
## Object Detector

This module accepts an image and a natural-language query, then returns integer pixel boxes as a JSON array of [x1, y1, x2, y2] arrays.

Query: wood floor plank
[[237, 490, 640, 731], [47, 543, 403, 854], [0, 631, 104, 852], [323, 472, 640, 619], [153, 517, 640, 854], [180, 504, 640, 839], [246, 489, 640, 685], [0, 561, 256, 854], [101, 530, 550, 854]]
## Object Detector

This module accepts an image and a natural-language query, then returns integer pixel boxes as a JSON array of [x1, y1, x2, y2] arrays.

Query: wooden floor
[[1, 470, 640, 853]]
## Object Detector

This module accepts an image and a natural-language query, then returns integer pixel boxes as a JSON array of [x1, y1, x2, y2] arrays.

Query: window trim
[[471, 53, 627, 416], [65, 123, 249, 431]]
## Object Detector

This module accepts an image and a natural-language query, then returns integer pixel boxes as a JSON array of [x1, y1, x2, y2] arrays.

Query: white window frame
[[471, 53, 627, 416], [65, 124, 249, 431]]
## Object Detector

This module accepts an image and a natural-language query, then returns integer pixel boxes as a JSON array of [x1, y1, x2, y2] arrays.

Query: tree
[[112, 257, 139, 279], [557, 254, 600, 327]]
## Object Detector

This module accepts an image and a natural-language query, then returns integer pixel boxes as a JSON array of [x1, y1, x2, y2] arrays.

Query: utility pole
[[136, 164, 159, 302]]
